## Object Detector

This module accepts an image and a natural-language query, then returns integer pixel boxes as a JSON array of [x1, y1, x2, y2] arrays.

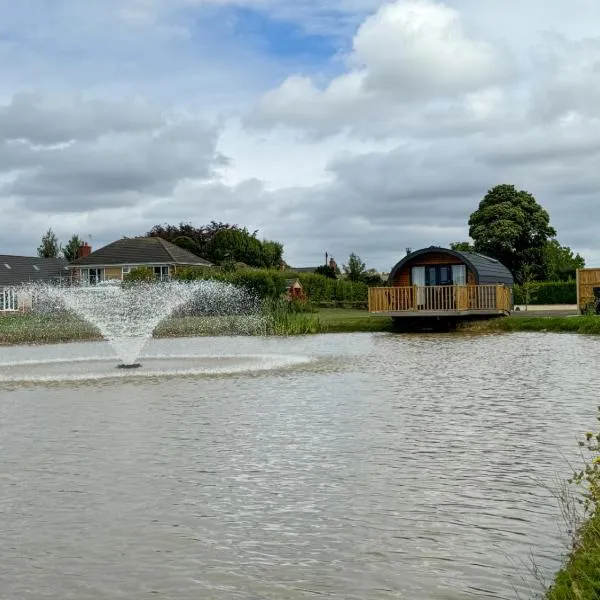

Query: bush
[[173, 267, 369, 303], [513, 281, 576, 305]]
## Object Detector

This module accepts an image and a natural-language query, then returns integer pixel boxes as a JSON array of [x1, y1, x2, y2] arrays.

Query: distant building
[[68, 237, 213, 284], [0, 255, 69, 312], [369, 246, 514, 319]]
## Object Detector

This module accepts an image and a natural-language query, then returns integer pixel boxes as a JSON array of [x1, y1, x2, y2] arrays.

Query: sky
[[1, 0, 600, 270]]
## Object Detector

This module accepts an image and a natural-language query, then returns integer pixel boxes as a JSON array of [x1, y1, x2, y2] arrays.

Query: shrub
[[513, 281, 576, 305]]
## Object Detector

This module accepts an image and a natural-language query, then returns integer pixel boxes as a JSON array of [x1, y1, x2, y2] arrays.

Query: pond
[[1, 332, 598, 599]]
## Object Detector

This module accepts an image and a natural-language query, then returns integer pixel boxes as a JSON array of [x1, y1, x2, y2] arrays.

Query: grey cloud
[[0, 94, 162, 145], [0, 97, 224, 212]]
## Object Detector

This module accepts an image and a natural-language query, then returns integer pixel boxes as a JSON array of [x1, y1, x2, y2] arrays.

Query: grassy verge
[[547, 511, 600, 599], [0, 308, 391, 345], [546, 413, 600, 599], [461, 315, 600, 335]]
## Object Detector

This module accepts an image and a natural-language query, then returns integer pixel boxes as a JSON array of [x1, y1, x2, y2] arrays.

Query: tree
[[543, 240, 585, 281], [314, 265, 337, 279], [468, 184, 556, 281], [37, 228, 61, 258], [343, 253, 367, 282], [450, 241, 475, 252], [146, 221, 284, 269], [62, 234, 83, 262]]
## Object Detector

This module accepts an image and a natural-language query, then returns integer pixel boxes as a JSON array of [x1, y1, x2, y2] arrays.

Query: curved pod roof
[[388, 247, 514, 286]]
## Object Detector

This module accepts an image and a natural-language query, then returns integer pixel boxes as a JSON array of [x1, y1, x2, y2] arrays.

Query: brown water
[[0, 332, 598, 599]]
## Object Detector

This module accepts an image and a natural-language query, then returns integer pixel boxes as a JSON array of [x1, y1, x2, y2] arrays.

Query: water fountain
[[30, 280, 259, 368], [0, 280, 312, 384]]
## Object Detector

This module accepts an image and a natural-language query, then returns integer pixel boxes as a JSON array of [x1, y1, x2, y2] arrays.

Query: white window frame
[[82, 268, 105, 285], [154, 266, 170, 281], [122, 266, 133, 279], [1, 287, 18, 312]]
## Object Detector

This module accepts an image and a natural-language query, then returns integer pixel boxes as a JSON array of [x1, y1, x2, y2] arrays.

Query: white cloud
[[251, 0, 511, 135]]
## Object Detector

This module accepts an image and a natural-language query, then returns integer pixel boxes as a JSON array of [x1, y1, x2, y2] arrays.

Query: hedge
[[513, 281, 576, 305], [173, 267, 369, 303]]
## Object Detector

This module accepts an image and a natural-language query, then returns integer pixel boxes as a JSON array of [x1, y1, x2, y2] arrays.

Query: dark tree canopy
[[37, 228, 61, 258], [314, 265, 337, 279], [468, 184, 556, 280], [62, 234, 83, 262], [543, 239, 585, 281], [146, 221, 283, 269]]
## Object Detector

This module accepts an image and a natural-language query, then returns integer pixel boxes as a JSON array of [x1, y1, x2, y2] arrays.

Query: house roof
[[388, 246, 514, 286], [0, 255, 69, 287], [69, 237, 213, 267]]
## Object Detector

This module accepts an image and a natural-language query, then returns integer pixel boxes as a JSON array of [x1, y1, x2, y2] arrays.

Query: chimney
[[77, 242, 92, 259]]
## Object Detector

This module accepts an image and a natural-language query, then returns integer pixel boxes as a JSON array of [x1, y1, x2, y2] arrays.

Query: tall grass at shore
[[546, 411, 600, 599]]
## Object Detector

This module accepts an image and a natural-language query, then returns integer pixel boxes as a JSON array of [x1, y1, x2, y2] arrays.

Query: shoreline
[[1, 312, 600, 346]]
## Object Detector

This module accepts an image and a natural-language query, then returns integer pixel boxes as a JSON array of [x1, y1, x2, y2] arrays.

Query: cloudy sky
[[1, 0, 599, 269]]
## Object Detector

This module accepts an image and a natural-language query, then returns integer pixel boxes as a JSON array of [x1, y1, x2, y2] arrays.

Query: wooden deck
[[368, 285, 512, 317]]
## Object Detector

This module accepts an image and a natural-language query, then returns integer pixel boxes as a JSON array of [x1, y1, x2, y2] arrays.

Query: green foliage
[[173, 267, 369, 304], [62, 234, 82, 262], [544, 239, 585, 281], [468, 184, 556, 280], [546, 410, 600, 599], [37, 228, 61, 258], [462, 315, 600, 335], [513, 281, 577, 305], [124, 266, 156, 282], [362, 269, 385, 286], [314, 265, 337, 279], [296, 273, 368, 304], [450, 241, 475, 252], [146, 221, 283, 268], [343, 253, 367, 282]]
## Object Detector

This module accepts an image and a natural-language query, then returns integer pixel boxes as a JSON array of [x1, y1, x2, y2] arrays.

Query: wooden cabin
[[369, 246, 513, 318]]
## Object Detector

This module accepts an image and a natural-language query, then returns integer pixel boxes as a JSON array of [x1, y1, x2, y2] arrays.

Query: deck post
[[576, 268, 581, 314]]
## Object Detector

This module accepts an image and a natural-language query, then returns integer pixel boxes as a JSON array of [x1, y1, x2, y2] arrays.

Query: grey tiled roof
[[388, 246, 514, 286], [456, 251, 514, 285], [69, 237, 213, 267], [0, 256, 70, 286]]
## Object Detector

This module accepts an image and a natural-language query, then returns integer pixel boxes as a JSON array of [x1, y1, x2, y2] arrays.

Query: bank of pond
[[2, 310, 600, 345]]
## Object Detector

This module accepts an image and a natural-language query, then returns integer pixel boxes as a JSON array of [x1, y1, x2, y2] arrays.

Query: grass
[[461, 315, 600, 335], [0, 307, 392, 345], [546, 510, 600, 599]]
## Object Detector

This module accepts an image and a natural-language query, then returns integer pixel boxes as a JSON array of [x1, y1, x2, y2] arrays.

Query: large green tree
[[37, 228, 61, 258], [468, 184, 556, 280], [62, 234, 83, 262]]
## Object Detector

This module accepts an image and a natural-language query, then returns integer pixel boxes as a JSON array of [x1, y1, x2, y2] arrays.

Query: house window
[[122, 266, 132, 278], [154, 266, 170, 281], [82, 268, 104, 285], [0, 288, 18, 311]]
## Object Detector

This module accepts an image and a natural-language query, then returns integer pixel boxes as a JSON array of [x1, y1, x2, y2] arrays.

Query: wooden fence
[[577, 268, 600, 312], [369, 285, 511, 314]]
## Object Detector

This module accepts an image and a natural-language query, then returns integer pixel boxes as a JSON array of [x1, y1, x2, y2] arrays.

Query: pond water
[[1, 332, 599, 599]]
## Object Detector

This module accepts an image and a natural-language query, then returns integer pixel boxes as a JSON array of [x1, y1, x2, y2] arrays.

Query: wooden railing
[[368, 285, 512, 314]]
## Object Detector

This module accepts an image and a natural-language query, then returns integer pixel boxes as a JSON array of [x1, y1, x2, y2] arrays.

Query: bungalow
[[369, 246, 514, 318], [0, 255, 69, 313], [68, 237, 213, 284]]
